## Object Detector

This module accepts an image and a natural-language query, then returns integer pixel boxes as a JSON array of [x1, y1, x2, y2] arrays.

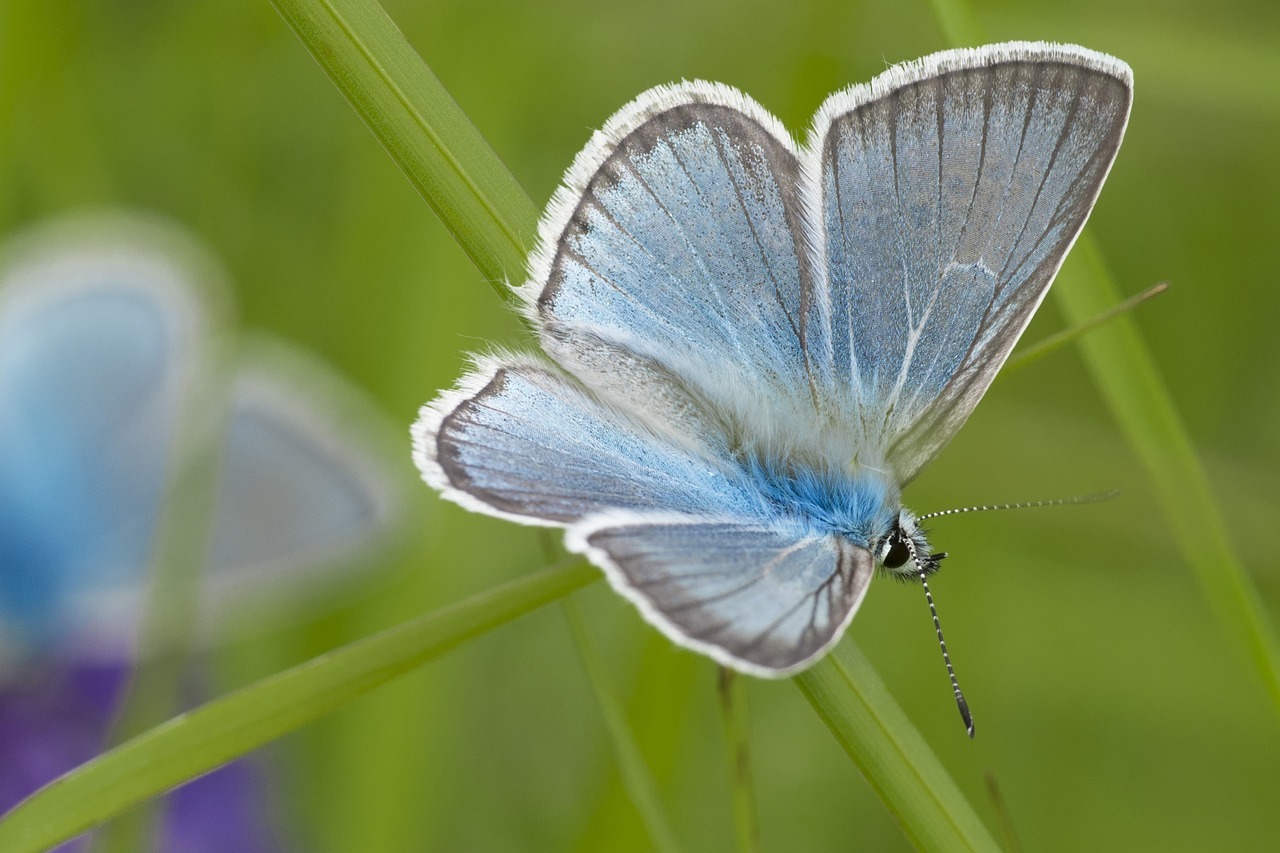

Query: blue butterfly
[[0, 215, 405, 846], [414, 43, 1132, 709], [0, 216, 402, 667]]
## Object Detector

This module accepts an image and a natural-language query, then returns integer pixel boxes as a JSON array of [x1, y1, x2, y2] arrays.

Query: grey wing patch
[[569, 513, 874, 675], [811, 43, 1132, 481], [206, 355, 400, 583], [526, 83, 826, 441], [180, 341, 407, 639]]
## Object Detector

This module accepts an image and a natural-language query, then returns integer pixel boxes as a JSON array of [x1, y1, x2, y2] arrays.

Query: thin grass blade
[[0, 561, 596, 853], [1055, 238, 1280, 711], [717, 669, 760, 853], [794, 644, 1000, 852], [564, 597, 680, 853], [269, 0, 539, 290], [95, 321, 235, 853], [924, 0, 983, 48], [983, 770, 1024, 853], [1003, 282, 1167, 375]]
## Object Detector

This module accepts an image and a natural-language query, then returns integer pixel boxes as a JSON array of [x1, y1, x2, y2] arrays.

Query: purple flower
[[0, 662, 288, 851]]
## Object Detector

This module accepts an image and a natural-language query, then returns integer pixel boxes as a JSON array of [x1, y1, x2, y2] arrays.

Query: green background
[[4, 0, 1279, 849]]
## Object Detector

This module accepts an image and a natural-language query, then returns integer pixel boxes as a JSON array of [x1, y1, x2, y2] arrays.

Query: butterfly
[[0, 215, 406, 846], [0, 215, 404, 669], [413, 42, 1132, 725]]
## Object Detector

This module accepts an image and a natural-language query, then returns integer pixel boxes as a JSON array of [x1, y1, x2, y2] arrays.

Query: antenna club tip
[[957, 693, 975, 738]]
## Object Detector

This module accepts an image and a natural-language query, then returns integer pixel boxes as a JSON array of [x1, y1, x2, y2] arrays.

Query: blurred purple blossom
[[0, 661, 288, 851]]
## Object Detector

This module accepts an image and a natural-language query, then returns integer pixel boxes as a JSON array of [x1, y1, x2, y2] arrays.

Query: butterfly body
[[417, 42, 1132, 677], [748, 456, 894, 538]]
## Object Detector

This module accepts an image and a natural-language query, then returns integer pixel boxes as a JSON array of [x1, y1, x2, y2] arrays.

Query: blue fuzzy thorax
[[743, 455, 899, 546]]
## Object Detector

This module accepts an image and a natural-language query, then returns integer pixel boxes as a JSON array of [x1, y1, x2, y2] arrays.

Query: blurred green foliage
[[2, 0, 1279, 849]]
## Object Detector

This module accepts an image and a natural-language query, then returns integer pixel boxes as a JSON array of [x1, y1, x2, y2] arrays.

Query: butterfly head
[[875, 511, 947, 578]]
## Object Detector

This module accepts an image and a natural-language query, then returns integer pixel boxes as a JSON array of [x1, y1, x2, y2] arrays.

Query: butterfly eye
[[881, 529, 911, 569]]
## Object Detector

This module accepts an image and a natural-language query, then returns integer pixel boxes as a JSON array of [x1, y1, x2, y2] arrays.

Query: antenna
[[905, 490, 1116, 736], [917, 489, 1119, 523], [905, 535, 974, 738]]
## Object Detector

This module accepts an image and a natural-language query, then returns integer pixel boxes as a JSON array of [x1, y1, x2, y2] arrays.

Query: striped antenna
[[917, 489, 1119, 523], [905, 535, 974, 738]]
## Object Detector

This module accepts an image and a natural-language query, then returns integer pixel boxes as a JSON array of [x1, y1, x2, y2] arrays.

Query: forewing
[[811, 42, 1131, 480], [526, 82, 823, 439], [0, 240, 198, 650], [568, 513, 873, 675], [414, 355, 758, 526]]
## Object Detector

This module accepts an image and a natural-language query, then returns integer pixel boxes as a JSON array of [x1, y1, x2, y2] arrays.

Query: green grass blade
[[96, 317, 234, 853], [1055, 238, 1280, 711], [269, 0, 539, 290], [983, 771, 1025, 853], [717, 669, 761, 853], [0, 561, 596, 853], [795, 645, 1000, 853], [564, 597, 680, 853], [1002, 282, 1166, 376], [926, 0, 1280, 721]]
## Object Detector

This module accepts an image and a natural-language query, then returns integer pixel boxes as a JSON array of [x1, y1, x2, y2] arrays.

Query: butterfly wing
[[810, 42, 1132, 481], [61, 343, 403, 652], [524, 83, 825, 447], [416, 358, 873, 674], [421, 45, 1132, 673], [0, 236, 199, 652], [416, 354, 759, 525], [0, 221, 404, 665], [568, 512, 873, 675], [201, 340, 404, 615]]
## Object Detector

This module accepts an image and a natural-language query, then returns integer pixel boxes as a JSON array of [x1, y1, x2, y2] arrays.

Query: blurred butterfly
[[0, 215, 406, 847], [0, 215, 405, 669], [414, 42, 1132, 731]]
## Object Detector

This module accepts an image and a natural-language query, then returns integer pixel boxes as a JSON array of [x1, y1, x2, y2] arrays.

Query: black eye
[[882, 532, 910, 569]]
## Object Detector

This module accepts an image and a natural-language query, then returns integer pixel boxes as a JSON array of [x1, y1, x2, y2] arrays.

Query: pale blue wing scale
[[568, 513, 874, 675], [415, 357, 761, 526], [0, 253, 193, 645], [813, 44, 1132, 480], [529, 85, 826, 433]]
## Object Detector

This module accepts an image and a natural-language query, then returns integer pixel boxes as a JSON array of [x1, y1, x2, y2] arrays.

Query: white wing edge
[[0, 211, 228, 378], [411, 349, 568, 530], [564, 509, 873, 679], [515, 79, 803, 326], [807, 42, 1132, 148]]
